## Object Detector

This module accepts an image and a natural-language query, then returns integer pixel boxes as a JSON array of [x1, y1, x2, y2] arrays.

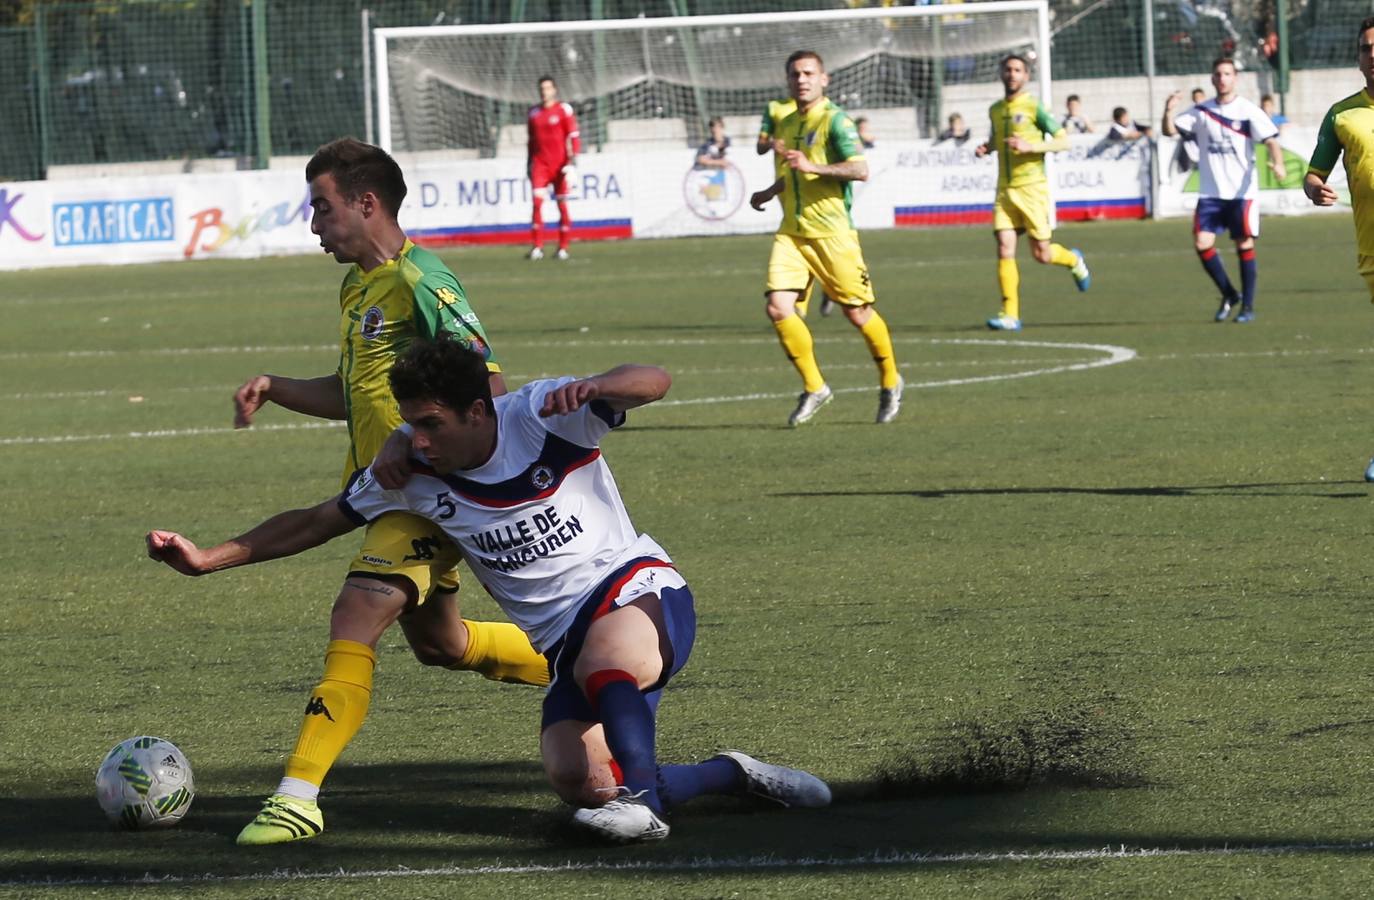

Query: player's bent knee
[[406, 641, 462, 667]]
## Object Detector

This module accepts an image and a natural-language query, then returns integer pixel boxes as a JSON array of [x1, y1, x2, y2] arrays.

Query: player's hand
[[540, 379, 599, 417], [772, 139, 786, 155], [750, 189, 773, 211], [785, 150, 816, 173], [1269, 159, 1288, 183], [233, 375, 272, 428], [373, 428, 414, 490], [146, 530, 211, 576], [1006, 135, 1033, 153], [974, 142, 989, 158], [1306, 181, 1338, 206], [1164, 91, 1182, 111], [561, 162, 578, 180]]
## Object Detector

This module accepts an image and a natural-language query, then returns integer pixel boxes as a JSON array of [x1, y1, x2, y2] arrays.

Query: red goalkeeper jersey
[[527, 102, 581, 165]]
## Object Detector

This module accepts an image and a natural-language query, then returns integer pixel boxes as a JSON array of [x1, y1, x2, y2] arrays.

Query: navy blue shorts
[[1194, 197, 1257, 240], [540, 557, 697, 731]]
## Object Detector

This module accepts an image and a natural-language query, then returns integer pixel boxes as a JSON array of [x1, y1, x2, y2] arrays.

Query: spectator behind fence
[[1063, 94, 1093, 133], [1107, 106, 1152, 141], [1192, 87, 1206, 105], [935, 112, 970, 144], [695, 117, 731, 169], [854, 116, 876, 148], [1260, 94, 1289, 133]]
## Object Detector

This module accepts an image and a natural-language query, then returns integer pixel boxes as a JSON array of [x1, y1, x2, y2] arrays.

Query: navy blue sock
[[586, 670, 662, 813], [657, 757, 745, 809], [1197, 247, 1235, 297], [1238, 247, 1257, 309]]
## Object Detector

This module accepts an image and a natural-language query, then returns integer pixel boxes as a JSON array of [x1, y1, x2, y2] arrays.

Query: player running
[[1163, 57, 1285, 323], [229, 138, 549, 845], [1306, 16, 1374, 479], [750, 50, 903, 426], [527, 76, 580, 261], [975, 54, 1091, 331], [149, 339, 832, 844]]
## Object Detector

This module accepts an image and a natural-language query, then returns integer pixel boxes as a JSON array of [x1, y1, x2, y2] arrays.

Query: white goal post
[[372, 2, 1051, 158]]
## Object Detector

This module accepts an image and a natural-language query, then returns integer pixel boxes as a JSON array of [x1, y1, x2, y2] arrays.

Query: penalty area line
[[7, 840, 1374, 888]]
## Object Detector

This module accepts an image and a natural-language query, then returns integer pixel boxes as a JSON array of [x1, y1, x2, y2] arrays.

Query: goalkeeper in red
[[975, 54, 1091, 331], [527, 76, 580, 260], [1305, 16, 1374, 480]]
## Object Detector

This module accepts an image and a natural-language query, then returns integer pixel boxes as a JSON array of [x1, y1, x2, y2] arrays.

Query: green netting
[[0, 27, 41, 181], [0, 0, 1355, 178]]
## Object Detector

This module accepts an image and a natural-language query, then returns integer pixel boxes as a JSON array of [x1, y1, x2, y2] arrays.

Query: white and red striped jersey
[[528, 102, 581, 166], [338, 378, 682, 651]]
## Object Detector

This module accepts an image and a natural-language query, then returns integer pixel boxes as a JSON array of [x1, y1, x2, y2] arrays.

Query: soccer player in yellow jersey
[[757, 96, 832, 318], [750, 51, 902, 426], [1306, 16, 1374, 480], [227, 138, 548, 844], [974, 54, 1091, 331]]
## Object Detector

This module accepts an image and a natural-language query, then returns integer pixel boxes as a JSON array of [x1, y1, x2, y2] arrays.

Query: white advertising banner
[[0, 171, 319, 270]]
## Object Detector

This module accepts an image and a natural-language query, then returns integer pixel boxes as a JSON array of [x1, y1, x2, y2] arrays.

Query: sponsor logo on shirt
[[435, 286, 461, 308], [361, 305, 385, 340], [361, 554, 393, 566]]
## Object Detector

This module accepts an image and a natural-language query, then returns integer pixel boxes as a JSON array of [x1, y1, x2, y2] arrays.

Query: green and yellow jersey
[[775, 100, 865, 238], [760, 98, 797, 178], [1309, 89, 1374, 256], [988, 93, 1065, 189], [337, 238, 498, 483]]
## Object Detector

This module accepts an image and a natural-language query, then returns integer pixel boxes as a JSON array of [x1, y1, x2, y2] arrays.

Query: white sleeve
[[337, 466, 410, 526], [1249, 104, 1279, 143], [526, 376, 624, 448]]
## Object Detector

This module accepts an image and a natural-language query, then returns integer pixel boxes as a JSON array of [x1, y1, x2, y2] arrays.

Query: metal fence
[[0, 0, 1362, 181]]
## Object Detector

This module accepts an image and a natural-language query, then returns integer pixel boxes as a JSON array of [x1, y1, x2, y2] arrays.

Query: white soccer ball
[[95, 736, 195, 829]]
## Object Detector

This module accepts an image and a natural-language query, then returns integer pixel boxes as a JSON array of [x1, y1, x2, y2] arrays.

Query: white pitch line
[[5, 841, 1374, 889], [0, 421, 346, 447]]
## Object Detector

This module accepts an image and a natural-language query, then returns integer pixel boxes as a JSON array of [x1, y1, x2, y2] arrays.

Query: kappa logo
[[361, 554, 393, 566], [435, 286, 461, 307], [361, 305, 385, 340], [304, 696, 336, 721], [530, 465, 556, 490]]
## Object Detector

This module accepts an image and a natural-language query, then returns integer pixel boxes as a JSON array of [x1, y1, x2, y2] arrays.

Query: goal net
[[373, 2, 1050, 158]]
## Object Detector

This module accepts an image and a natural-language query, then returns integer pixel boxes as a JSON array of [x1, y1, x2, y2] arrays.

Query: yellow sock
[[1048, 243, 1078, 267], [773, 314, 825, 392], [998, 258, 1020, 320], [795, 283, 812, 319], [284, 640, 375, 787], [450, 619, 550, 686], [858, 310, 900, 390]]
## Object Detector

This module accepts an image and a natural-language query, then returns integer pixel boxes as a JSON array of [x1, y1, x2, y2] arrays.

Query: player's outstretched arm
[[539, 365, 671, 417], [147, 498, 359, 576], [1304, 172, 1338, 206], [233, 373, 346, 427]]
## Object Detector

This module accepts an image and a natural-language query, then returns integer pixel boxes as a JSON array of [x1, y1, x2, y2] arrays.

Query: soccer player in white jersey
[[147, 338, 831, 844], [1162, 56, 1286, 323]]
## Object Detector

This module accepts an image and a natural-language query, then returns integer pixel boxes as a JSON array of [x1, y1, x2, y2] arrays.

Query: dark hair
[[1261, 93, 1275, 104], [1360, 16, 1374, 38], [1066, 93, 1080, 104], [1211, 56, 1237, 72], [1001, 53, 1031, 71], [1112, 106, 1128, 121], [538, 75, 556, 87], [390, 338, 493, 415], [785, 50, 824, 73], [708, 116, 724, 128], [305, 138, 407, 217]]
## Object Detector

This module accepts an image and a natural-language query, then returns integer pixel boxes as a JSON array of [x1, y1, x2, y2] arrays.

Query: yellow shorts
[[992, 184, 1053, 241], [766, 231, 875, 306], [1359, 254, 1374, 303], [348, 511, 462, 603]]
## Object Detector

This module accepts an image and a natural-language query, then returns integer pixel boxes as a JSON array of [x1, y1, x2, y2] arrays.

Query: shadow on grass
[[777, 480, 1367, 500]]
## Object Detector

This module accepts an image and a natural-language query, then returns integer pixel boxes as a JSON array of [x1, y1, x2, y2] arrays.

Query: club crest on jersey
[[361, 305, 385, 340], [530, 465, 556, 490]]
